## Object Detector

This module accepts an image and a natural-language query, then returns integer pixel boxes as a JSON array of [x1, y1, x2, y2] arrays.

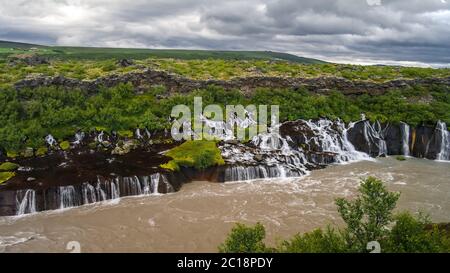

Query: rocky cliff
[[14, 68, 450, 95]]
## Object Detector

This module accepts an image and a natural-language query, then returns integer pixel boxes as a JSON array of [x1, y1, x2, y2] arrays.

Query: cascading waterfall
[[436, 121, 450, 161], [73, 132, 85, 145], [305, 119, 371, 163], [111, 178, 120, 199], [400, 122, 411, 156], [82, 183, 97, 204], [59, 186, 79, 209], [361, 121, 387, 156], [150, 173, 160, 194], [45, 134, 57, 147], [16, 189, 36, 215]]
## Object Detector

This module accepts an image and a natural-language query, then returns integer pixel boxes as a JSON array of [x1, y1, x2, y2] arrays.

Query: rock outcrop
[[14, 68, 450, 95]]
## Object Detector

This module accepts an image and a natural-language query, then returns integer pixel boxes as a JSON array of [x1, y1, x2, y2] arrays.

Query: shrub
[[279, 227, 347, 253], [218, 223, 269, 253], [383, 212, 450, 253], [335, 177, 400, 251]]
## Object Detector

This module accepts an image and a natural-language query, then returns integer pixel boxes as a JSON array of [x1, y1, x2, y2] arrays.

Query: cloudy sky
[[1, 0, 449, 66]]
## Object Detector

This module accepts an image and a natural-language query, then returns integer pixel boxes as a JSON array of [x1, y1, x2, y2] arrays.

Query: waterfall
[[305, 119, 370, 162], [73, 132, 85, 145], [111, 178, 120, 199], [123, 176, 142, 196], [82, 183, 97, 204], [59, 186, 79, 209], [400, 122, 410, 156], [16, 189, 36, 215], [150, 173, 160, 194], [141, 176, 151, 195], [45, 134, 57, 147], [436, 121, 450, 161], [95, 180, 107, 201], [223, 165, 304, 182]]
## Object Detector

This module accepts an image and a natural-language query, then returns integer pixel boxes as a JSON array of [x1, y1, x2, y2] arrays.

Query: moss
[[0, 162, 19, 171], [35, 147, 48, 157], [59, 140, 71, 151], [117, 130, 134, 138], [6, 151, 18, 158], [161, 140, 225, 171], [160, 160, 180, 171], [0, 172, 15, 185], [94, 126, 108, 132], [396, 155, 407, 161]]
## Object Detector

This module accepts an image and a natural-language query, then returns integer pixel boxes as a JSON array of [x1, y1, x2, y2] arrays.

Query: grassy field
[[0, 40, 324, 63]]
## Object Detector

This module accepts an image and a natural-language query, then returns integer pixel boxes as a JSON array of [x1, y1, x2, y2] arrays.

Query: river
[[0, 157, 449, 253]]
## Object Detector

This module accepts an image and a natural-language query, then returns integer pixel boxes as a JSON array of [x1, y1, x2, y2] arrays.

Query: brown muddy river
[[0, 157, 449, 253]]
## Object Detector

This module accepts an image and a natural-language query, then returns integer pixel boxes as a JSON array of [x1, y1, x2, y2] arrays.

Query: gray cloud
[[0, 0, 449, 66]]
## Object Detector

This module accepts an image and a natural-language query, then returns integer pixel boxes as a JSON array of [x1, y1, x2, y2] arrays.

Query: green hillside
[[0, 40, 324, 63]]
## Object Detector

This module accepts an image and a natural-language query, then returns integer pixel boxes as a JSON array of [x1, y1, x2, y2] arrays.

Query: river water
[[0, 157, 449, 253]]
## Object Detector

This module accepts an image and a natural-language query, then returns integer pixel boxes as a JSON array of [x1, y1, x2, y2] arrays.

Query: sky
[[0, 0, 449, 67]]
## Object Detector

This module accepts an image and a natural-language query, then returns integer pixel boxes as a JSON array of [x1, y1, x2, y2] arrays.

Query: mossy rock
[[0, 162, 20, 171], [160, 160, 180, 171], [160, 140, 225, 171], [21, 147, 34, 158], [396, 155, 407, 161], [60, 141, 71, 151], [0, 172, 15, 185], [118, 130, 134, 138], [35, 147, 48, 157], [6, 151, 18, 158]]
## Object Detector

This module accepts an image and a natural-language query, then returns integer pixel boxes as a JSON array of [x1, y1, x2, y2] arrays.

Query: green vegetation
[[396, 155, 407, 161], [0, 83, 449, 154], [35, 147, 48, 157], [0, 162, 19, 171], [161, 140, 225, 171], [59, 141, 70, 151], [0, 171, 15, 185], [0, 40, 322, 63], [219, 177, 450, 253]]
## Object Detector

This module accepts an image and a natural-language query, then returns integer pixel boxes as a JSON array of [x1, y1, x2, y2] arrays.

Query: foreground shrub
[[218, 223, 269, 253], [335, 176, 400, 251]]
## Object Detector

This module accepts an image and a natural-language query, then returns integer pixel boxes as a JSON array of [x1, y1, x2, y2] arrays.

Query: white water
[[59, 186, 78, 209], [401, 122, 411, 156], [16, 190, 36, 215], [436, 121, 450, 161], [305, 119, 371, 163], [44, 135, 57, 147]]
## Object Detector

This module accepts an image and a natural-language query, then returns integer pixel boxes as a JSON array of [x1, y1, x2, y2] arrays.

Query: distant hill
[[0, 40, 325, 64]]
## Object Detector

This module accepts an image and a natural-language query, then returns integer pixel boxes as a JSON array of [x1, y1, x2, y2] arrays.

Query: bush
[[384, 212, 450, 253], [335, 176, 400, 251], [279, 227, 347, 253], [218, 223, 269, 253]]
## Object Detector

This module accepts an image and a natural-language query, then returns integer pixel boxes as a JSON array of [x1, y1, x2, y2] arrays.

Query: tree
[[335, 176, 400, 251]]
